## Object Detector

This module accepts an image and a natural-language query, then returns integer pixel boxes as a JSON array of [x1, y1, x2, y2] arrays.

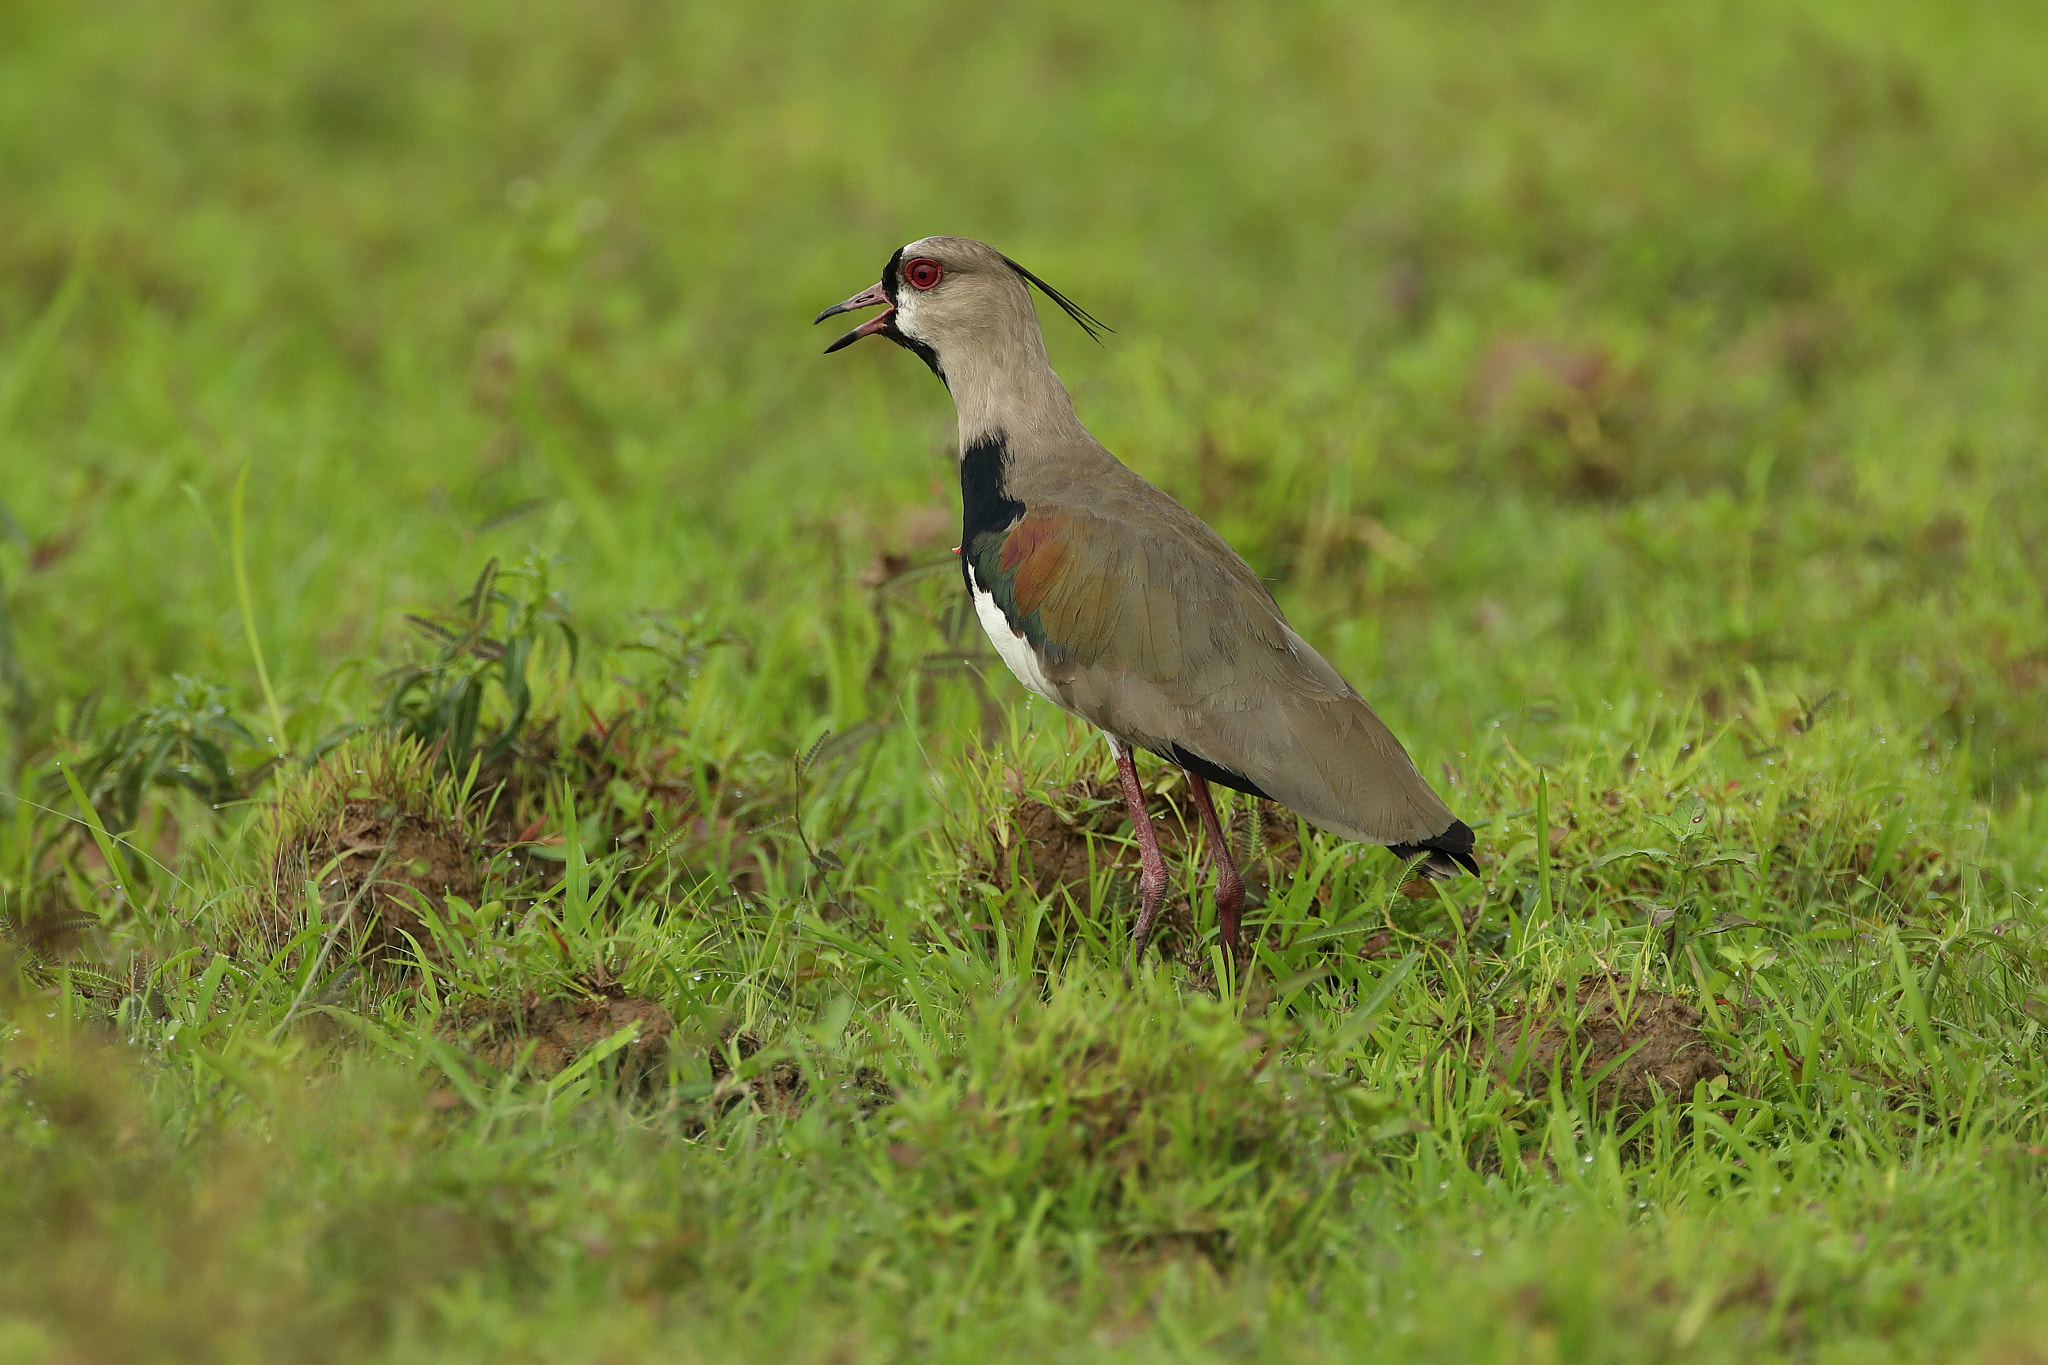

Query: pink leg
[[1185, 771, 1247, 960], [1112, 740, 1170, 974]]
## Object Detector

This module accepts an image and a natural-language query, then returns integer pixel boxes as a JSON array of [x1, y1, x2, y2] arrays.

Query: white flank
[[967, 565, 1060, 704]]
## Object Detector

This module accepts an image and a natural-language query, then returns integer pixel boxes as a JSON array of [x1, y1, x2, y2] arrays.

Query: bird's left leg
[[1112, 739, 1171, 977], [1184, 771, 1247, 960]]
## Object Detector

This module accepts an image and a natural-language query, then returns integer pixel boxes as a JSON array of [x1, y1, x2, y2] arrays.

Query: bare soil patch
[[999, 775, 1305, 911], [708, 1027, 808, 1116], [1471, 979, 1726, 1117], [440, 991, 674, 1085], [475, 722, 776, 900], [255, 797, 480, 964]]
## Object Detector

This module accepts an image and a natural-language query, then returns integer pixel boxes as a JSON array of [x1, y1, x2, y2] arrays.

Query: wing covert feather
[[981, 498, 1457, 849]]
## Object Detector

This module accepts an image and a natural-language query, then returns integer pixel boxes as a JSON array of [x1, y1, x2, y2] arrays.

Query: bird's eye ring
[[905, 258, 942, 291]]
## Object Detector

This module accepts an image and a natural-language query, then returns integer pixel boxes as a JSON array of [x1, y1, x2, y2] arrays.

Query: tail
[[1389, 817, 1479, 879]]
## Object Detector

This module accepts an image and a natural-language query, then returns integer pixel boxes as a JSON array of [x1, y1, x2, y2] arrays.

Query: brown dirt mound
[[693, 1031, 889, 1125], [999, 775, 1305, 911], [1471, 979, 1726, 1117], [838, 1064, 894, 1117], [474, 723, 776, 900], [708, 1027, 808, 1116], [441, 992, 674, 1085], [278, 798, 479, 961]]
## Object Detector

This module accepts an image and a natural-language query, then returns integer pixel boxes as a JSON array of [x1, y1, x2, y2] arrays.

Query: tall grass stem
[[231, 465, 291, 757]]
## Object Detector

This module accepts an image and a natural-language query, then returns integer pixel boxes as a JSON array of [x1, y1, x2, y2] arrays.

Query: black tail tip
[[1389, 818, 1479, 879]]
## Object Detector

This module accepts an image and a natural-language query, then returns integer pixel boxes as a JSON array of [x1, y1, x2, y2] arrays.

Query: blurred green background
[[4, 0, 2044, 815]]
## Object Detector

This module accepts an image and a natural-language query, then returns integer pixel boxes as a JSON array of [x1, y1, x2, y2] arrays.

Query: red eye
[[905, 257, 942, 290]]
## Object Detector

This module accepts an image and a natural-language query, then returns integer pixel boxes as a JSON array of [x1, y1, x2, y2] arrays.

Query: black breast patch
[[959, 431, 1025, 592]]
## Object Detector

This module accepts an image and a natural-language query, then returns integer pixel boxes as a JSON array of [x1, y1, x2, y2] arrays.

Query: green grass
[[5, 0, 2048, 1360]]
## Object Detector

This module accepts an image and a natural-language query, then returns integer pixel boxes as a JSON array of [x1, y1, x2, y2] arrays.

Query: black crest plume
[[1000, 254, 1113, 346]]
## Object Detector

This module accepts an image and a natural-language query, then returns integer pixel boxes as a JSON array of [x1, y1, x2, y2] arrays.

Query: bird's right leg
[[1112, 739, 1170, 976], [1184, 771, 1247, 961]]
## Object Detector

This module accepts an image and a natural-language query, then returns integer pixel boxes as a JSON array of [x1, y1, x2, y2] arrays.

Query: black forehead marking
[[877, 244, 943, 385]]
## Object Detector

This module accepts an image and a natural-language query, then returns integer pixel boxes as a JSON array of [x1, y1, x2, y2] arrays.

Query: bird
[[817, 236, 1476, 969]]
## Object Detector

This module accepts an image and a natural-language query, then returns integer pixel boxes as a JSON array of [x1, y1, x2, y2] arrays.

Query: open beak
[[814, 281, 894, 353]]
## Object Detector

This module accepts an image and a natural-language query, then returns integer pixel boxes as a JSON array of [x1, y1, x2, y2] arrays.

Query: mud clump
[[998, 775, 1305, 913], [255, 800, 479, 965], [475, 724, 776, 901], [441, 992, 674, 1086], [708, 1028, 809, 1117], [1472, 980, 1726, 1117], [303, 800, 477, 958], [239, 739, 487, 966], [698, 1031, 890, 1122], [838, 1065, 894, 1117]]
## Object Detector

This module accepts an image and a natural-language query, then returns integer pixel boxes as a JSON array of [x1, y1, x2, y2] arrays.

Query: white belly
[[967, 565, 1060, 704]]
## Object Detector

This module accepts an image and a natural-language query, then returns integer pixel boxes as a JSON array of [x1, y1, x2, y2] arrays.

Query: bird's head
[[815, 236, 1108, 385]]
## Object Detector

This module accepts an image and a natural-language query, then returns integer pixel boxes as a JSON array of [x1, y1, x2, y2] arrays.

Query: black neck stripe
[[959, 430, 1024, 587]]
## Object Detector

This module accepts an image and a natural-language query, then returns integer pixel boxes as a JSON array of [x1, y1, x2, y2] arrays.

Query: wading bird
[[818, 237, 1475, 968]]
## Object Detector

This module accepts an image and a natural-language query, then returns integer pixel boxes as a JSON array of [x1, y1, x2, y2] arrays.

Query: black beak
[[814, 281, 895, 353]]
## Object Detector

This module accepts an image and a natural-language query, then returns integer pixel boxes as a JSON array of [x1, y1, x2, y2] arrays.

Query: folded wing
[[972, 499, 1473, 866]]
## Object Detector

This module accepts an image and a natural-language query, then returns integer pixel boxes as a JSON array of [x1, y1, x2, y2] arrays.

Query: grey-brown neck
[[888, 244, 1094, 456], [940, 324, 1091, 454]]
